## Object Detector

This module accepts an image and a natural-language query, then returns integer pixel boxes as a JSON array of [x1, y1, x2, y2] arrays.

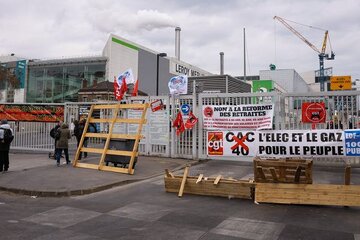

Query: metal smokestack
[[175, 27, 181, 60], [220, 52, 224, 75]]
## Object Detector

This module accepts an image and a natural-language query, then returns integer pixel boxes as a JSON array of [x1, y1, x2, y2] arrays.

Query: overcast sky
[[1, 0, 359, 80]]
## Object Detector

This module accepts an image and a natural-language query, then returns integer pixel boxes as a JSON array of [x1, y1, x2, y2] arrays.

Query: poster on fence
[[0, 104, 64, 122], [207, 129, 345, 157], [202, 104, 274, 130]]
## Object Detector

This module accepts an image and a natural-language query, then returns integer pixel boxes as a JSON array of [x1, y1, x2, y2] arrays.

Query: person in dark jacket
[[77, 118, 97, 160], [0, 119, 14, 172], [55, 123, 71, 166], [50, 121, 62, 158]]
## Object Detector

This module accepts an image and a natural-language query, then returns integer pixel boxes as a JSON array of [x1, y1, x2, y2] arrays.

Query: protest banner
[[203, 104, 274, 130], [207, 129, 345, 157]]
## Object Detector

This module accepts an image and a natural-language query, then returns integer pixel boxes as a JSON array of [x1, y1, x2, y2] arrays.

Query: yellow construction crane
[[274, 16, 335, 92]]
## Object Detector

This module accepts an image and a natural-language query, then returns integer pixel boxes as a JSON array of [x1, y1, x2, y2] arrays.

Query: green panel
[[112, 37, 139, 51], [252, 80, 274, 93]]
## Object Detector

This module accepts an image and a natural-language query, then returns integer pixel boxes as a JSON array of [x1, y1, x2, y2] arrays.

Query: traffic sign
[[181, 104, 190, 115], [330, 76, 352, 90], [301, 102, 326, 123]]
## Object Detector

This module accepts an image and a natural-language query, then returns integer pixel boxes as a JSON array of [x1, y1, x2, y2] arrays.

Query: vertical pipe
[[175, 27, 181, 61], [243, 28, 246, 81], [220, 52, 224, 75]]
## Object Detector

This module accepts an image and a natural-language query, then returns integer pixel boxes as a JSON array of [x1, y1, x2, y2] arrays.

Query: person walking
[[55, 123, 71, 166], [49, 120, 62, 159], [0, 119, 14, 172]]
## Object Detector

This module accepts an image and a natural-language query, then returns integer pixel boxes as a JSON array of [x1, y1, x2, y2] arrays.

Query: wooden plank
[[256, 166, 266, 180], [73, 104, 95, 166], [74, 162, 99, 170], [345, 165, 351, 185], [294, 166, 302, 183], [255, 183, 360, 206], [85, 133, 143, 140], [214, 175, 222, 185], [269, 168, 278, 182], [165, 177, 254, 199], [88, 118, 146, 124], [196, 174, 204, 184], [178, 166, 189, 197], [127, 103, 149, 172], [92, 103, 147, 110], [165, 169, 174, 178], [100, 165, 131, 174]]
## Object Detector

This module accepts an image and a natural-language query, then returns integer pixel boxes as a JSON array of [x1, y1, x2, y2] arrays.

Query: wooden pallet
[[255, 183, 360, 206], [73, 103, 148, 174], [254, 157, 313, 184], [164, 167, 255, 199]]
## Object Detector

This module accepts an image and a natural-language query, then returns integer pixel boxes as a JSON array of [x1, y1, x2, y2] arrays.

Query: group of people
[[50, 118, 97, 167]]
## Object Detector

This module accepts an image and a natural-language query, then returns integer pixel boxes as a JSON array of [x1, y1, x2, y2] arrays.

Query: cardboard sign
[[150, 99, 164, 112], [302, 102, 326, 123]]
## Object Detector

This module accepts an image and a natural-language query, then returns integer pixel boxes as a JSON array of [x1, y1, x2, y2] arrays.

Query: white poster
[[203, 104, 274, 130], [168, 75, 188, 95], [207, 129, 344, 158]]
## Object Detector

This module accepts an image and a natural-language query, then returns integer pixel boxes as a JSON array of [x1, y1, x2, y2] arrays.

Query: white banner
[[117, 68, 135, 85], [203, 104, 274, 130], [207, 129, 345, 157], [168, 75, 188, 95]]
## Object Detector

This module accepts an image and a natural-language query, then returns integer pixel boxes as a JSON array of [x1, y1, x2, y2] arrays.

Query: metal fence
[[4, 90, 360, 165]]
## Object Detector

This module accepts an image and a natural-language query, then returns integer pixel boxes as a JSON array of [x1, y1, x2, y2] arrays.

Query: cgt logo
[[207, 132, 223, 155]]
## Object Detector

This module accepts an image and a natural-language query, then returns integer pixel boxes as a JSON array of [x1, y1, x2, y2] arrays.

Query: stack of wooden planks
[[164, 167, 255, 199], [254, 157, 313, 184]]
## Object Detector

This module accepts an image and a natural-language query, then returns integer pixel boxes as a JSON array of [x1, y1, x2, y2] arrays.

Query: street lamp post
[[156, 53, 167, 96]]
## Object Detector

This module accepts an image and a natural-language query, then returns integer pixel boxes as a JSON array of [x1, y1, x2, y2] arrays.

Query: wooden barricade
[[73, 103, 148, 174], [255, 183, 360, 206], [164, 168, 255, 199], [254, 157, 313, 184]]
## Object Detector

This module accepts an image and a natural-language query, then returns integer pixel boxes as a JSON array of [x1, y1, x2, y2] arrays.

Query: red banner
[[0, 105, 64, 122]]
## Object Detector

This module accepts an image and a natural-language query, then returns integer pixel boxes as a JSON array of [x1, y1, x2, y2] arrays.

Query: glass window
[[27, 60, 105, 103]]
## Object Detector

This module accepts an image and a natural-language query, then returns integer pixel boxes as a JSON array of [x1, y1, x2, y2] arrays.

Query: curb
[[0, 160, 203, 198]]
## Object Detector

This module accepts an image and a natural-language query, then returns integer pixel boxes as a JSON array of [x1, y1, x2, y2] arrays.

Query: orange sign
[[302, 102, 326, 123], [330, 76, 352, 90]]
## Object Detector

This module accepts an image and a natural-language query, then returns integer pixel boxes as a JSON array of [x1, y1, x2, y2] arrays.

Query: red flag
[[119, 77, 128, 99], [185, 111, 198, 129], [172, 111, 185, 136], [114, 76, 121, 100], [132, 80, 139, 96]]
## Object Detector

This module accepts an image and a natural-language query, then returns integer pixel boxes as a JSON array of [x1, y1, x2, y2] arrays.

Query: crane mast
[[274, 16, 335, 92]]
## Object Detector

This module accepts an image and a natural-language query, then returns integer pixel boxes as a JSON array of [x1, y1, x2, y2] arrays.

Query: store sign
[[207, 129, 345, 157], [202, 104, 274, 130], [301, 102, 326, 123], [169, 61, 210, 77]]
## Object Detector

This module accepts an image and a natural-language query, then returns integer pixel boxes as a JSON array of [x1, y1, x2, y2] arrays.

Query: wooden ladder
[[73, 103, 149, 174]]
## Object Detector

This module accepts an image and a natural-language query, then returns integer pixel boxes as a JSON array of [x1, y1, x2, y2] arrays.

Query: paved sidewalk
[[0, 152, 196, 197], [2, 151, 360, 198]]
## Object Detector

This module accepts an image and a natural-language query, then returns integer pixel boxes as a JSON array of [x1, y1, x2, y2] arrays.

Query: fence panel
[[170, 94, 197, 159]]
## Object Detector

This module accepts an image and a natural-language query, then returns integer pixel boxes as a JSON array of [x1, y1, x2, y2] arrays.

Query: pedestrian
[[0, 119, 14, 173], [78, 118, 97, 160], [55, 123, 71, 166], [50, 120, 62, 158]]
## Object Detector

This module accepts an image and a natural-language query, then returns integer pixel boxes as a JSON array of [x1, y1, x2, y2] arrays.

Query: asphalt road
[[1, 166, 360, 240]]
